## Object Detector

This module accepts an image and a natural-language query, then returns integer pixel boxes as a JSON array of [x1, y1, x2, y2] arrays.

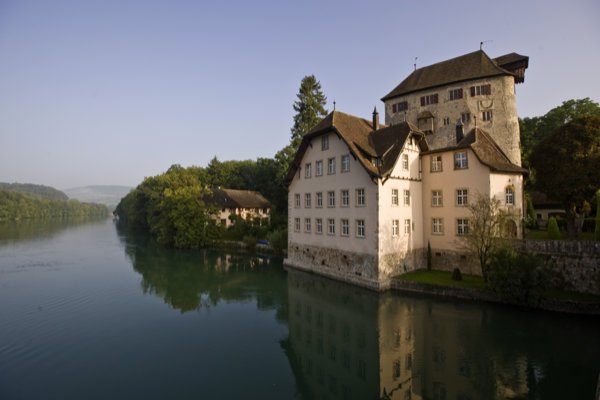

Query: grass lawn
[[397, 270, 488, 291], [396, 270, 600, 303], [525, 229, 595, 240]]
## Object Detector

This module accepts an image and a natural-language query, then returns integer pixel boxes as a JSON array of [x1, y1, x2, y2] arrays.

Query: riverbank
[[391, 272, 600, 316]]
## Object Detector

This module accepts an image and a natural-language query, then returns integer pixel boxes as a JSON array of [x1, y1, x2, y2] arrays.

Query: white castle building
[[284, 50, 528, 291]]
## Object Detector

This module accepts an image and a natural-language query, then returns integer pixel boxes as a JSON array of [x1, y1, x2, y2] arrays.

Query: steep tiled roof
[[424, 127, 527, 174], [203, 188, 271, 208], [283, 111, 427, 187], [381, 50, 516, 101]]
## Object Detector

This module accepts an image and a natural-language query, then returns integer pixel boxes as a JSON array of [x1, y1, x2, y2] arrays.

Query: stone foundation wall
[[284, 242, 381, 290], [429, 248, 482, 276], [514, 240, 600, 295], [379, 249, 426, 288]]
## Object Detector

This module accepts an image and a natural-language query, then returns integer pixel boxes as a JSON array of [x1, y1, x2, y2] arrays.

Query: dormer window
[[418, 111, 434, 134]]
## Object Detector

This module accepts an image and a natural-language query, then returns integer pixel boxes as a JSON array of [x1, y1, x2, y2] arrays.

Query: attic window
[[449, 89, 463, 101], [322, 135, 329, 150], [420, 94, 438, 106], [371, 157, 379, 167], [392, 101, 408, 113], [470, 84, 491, 96]]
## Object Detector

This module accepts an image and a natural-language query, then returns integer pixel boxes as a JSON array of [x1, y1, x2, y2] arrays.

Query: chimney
[[372, 107, 379, 130], [456, 119, 464, 144]]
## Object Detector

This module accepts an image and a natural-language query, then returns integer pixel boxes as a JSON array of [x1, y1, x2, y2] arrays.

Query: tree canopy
[[459, 194, 510, 282], [520, 98, 600, 169], [0, 182, 69, 201], [529, 115, 600, 237], [290, 75, 328, 150], [0, 188, 108, 221]]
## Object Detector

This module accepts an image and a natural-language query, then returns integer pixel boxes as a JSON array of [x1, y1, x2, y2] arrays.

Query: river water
[[0, 218, 598, 399]]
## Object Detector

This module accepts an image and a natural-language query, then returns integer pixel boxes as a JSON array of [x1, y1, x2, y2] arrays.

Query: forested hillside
[[0, 182, 68, 200], [0, 188, 109, 221]]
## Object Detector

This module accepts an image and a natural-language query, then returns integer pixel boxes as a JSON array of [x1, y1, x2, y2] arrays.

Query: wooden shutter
[[420, 97, 425, 106], [392, 103, 397, 113], [403, 101, 408, 111], [485, 84, 491, 95], [470, 86, 475, 97], [458, 88, 463, 99], [433, 94, 438, 104]]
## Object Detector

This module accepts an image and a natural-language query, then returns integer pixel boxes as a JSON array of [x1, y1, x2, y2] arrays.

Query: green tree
[[595, 190, 600, 241], [547, 217, 561, 240], [290, 75, 328, 150], [530, 116, 600, 237], [525, 194, 536, 229], [520, 98, 600, 171], [488, 248, 546, 306], [459, 194, 510, 283]]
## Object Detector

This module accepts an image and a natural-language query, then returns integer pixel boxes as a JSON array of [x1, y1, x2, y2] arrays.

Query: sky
[[1, 0, 598, 190]]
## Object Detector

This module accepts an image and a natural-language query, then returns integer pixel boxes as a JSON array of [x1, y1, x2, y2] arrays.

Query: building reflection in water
[[284, 269, 536, 400]]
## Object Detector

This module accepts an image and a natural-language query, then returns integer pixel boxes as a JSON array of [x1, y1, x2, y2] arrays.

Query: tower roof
[[382, 50, 527, 101]]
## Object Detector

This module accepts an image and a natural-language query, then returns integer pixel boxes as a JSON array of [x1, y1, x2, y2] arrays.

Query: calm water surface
[[0, 218, 598, 399]]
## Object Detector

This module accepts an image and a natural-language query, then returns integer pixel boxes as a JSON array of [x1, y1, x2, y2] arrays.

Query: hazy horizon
[[1, 0, 598, 189]]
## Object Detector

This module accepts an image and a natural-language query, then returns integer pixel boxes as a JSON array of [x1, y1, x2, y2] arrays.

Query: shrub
[[427, 241, 432, 271], [242, 235, 257, 252], [547, 217, 561, 240], [525, 194, 537, 229], [451, 268, 462, 281], [266, 228, 288, 254], [488, 248, 546, 306], [595, 189, 600, 241]]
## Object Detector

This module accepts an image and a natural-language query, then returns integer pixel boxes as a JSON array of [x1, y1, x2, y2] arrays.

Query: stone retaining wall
[[284, 242, 381, 291], [514, 239, 600, 295]]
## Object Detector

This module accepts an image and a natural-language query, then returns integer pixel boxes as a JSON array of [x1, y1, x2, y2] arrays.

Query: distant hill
[[64, 185, 132, 210], [0, 182, 69, 200]]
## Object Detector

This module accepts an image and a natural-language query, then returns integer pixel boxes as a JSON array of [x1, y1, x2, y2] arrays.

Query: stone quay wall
[[514, 240, 600, 295], [284, 242, 381, 291]]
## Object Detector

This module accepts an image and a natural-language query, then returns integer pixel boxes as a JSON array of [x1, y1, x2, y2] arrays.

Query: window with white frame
[[305, 193, 311, 208], [402, 154, 409, 171], [392, 220, 399, 237], [316, 192, 323, 208], [305, 163, 312, 178], [457, 219, 469, 235], [316, 160, 323, 176], [341, 219, 349, 236], [432, 218, 443, 234], [305, 218, 311, 233], [341, 190, 349, 207], [403, 190, 410, 206], [322, 135, 329, 150], [356, 220, 365, 238], [454, 151, 468, 169], [432, 190, 443, 207], [404, 219, 411, 235], [392, 189, 399, 206], [456, 189, 468, 206], [328, 157, 336, 174], [316, 218, 323, 234], [295, 194, 301, 208], [431, 155, 442, 172], [328, 191, 335, 207], [327, 219, 335, 235], [294, 218, 300, 232], [505, 186, 515, 205], [356, 188, 365, 206], [342, 155, 350, 172]]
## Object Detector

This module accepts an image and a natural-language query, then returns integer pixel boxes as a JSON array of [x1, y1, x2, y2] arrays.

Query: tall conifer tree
[[290, 75, 328, 150]]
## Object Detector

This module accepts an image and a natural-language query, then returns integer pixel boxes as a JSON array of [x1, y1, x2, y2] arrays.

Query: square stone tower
[[381, 50, 528, 166]]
